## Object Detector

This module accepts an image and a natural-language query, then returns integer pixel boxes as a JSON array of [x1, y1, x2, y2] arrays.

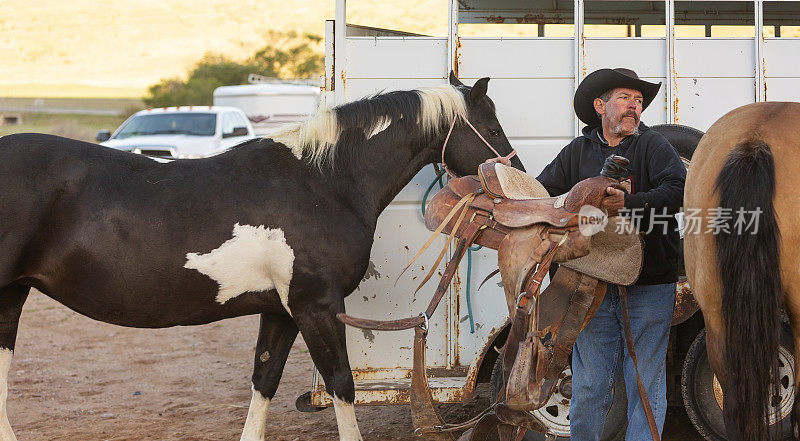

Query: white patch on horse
[[332, 395, 363, 441], [184, 224, 295, 313], [239, 385, 270, 441], [0, 349, 16, 441], [145, 156, 173, 163], [365, 116, 392, 139]]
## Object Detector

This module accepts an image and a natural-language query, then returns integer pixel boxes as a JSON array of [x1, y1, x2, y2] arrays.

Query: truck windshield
[[114, 113, 217, 139]]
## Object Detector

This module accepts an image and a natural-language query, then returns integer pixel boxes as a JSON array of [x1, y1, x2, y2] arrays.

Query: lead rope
[[619, 285, 662, 441], [440, 115, 518, 179]]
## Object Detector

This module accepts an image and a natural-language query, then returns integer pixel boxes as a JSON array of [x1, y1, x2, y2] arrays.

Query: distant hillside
[[0, 0, 446, 98], [2, 1, 795, 98]]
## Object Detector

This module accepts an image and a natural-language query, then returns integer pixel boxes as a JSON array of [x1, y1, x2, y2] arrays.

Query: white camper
[[212, 83, 320, 136]]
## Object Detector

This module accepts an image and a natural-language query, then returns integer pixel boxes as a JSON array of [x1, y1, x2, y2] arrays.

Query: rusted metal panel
[[448, 0, 460, 78], [676, 76, 755, 130], [675, 39, 755, 78], [672, 276, 698, 326], [310, 377, 468, 406], [584, 38, 666, 77], [346, 37, 448, 79], [574, 0, 585, 137], [458, 0, 800, 26], [333, 0, 345, 103], [462, 319, 510, 402], [459, 38, 574, 78]]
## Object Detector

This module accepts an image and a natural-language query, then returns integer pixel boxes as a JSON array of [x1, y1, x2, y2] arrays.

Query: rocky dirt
[[8, 291, 703, 441]]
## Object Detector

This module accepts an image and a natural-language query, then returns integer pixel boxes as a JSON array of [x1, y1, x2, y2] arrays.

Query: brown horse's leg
[[684, 194, 732, 439], [0, 283, 29, 441], [240, 313, 298, 441], [691, 263, 743, 440], [703, 326, 741, 441]]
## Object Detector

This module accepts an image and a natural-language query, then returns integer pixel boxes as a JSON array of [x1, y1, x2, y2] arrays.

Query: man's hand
[[602, 187, 625, 217], [484, 156, 511, 167]]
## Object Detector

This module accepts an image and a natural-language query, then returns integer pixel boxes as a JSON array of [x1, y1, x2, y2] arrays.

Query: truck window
[[114, 113, 216, 139], [222, 112, 249, 137]]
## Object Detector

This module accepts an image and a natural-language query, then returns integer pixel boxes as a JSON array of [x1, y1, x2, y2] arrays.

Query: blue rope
[[465, 244, 483, 333], [419, 164, 479, 334], [420, 165, 444, 216]]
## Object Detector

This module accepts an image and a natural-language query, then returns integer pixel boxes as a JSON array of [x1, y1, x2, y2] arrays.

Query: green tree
[[248, 31, 324, 79], [144, 32, 324, 108]]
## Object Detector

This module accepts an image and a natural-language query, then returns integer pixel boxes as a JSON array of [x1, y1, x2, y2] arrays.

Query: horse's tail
[[714, 139, 782, 441]]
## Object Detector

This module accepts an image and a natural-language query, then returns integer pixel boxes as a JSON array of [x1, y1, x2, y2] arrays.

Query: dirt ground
[[8, 291, 704, 441]]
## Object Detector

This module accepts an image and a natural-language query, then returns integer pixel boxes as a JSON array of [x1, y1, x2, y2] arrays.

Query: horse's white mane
[[270, 84, 468, 167]]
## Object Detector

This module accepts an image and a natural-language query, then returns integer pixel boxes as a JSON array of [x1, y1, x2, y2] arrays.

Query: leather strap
[[397, 192, 476, 288], [619, 285, 661, 441], [502, 236, 563, 384], [337, 215, 486, 331], [411, 326, 456, 441]]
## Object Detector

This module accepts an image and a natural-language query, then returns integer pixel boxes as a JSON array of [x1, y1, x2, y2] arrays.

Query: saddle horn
[[600, 155, 630, 181]]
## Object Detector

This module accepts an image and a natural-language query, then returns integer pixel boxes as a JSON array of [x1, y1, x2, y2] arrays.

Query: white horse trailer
[[212, 82, 320, 136], [304, 1, 800, 439]]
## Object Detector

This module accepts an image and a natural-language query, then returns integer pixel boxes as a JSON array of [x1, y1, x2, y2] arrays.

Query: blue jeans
[[569, 283, 675, 441]]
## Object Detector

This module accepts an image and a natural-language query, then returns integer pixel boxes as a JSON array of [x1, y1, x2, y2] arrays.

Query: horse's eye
[[489, 130, 500, 137]]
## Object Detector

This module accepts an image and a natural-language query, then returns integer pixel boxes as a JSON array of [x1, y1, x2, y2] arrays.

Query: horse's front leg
[[294, 294, 363, 441], [240, 313, 298, 441], [0, 283, 29, 441]]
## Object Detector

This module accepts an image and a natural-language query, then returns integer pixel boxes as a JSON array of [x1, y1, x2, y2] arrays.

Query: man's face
[[594, 87, 643, 137]]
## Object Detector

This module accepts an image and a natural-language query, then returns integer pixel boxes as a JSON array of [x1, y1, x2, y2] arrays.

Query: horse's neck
[[331, 134, 438, 226]]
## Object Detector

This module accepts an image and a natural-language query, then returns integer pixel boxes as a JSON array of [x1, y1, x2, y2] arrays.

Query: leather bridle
[[440, 115, 518, 178]]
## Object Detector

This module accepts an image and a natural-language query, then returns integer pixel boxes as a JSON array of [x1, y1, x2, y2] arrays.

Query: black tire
[[681, 328, 796, 440], [650, 123, 703, 162], [295, 391, 327, 413], [490, 356, 627, 441]]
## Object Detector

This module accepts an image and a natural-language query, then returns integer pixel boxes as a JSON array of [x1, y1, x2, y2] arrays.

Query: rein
[[440, 115, 517, 178]]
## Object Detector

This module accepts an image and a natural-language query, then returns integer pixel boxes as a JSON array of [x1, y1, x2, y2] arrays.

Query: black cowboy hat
[[573, 68, 662, 127]]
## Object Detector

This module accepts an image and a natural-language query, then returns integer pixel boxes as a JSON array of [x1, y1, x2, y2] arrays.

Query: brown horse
[[684, 101, 800, 441]]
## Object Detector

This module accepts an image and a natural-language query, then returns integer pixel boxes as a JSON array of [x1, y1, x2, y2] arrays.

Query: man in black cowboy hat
[[538, 68, 686, 440]]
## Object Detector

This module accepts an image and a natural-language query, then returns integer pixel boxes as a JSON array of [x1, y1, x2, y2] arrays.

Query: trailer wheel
[[681, 329, 796, 440], [295, 391, 328, 413], [490, 356, 626, 440]]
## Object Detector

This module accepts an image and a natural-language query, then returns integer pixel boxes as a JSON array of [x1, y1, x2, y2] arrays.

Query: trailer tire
[[681, 328, 796, 441], [490, 356, 626, 441]]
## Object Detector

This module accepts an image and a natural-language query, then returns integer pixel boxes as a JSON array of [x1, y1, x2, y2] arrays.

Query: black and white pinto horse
[[0, 74, 521, 441]]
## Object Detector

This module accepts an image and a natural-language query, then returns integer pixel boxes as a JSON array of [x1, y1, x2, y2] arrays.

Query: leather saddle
[[423, 157, 643, 417], [425, 160, 643, 287]]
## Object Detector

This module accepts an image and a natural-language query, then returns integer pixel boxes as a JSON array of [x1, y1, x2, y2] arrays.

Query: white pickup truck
[[96, 106, 256, 159]]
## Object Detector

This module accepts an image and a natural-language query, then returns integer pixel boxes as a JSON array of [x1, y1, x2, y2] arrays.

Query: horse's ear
[[470, 77, 490, 103], [449, 71, 464, 87]]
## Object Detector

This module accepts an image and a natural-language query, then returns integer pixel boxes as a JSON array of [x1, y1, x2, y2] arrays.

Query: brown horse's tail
[[714, 140, 782, 441]]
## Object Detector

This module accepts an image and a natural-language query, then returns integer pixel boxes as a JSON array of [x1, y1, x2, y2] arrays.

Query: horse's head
[[442, 72, 525, 176]]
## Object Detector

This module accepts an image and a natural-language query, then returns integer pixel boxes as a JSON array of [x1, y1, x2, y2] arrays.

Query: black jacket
[[536, 123, 686, 285]]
